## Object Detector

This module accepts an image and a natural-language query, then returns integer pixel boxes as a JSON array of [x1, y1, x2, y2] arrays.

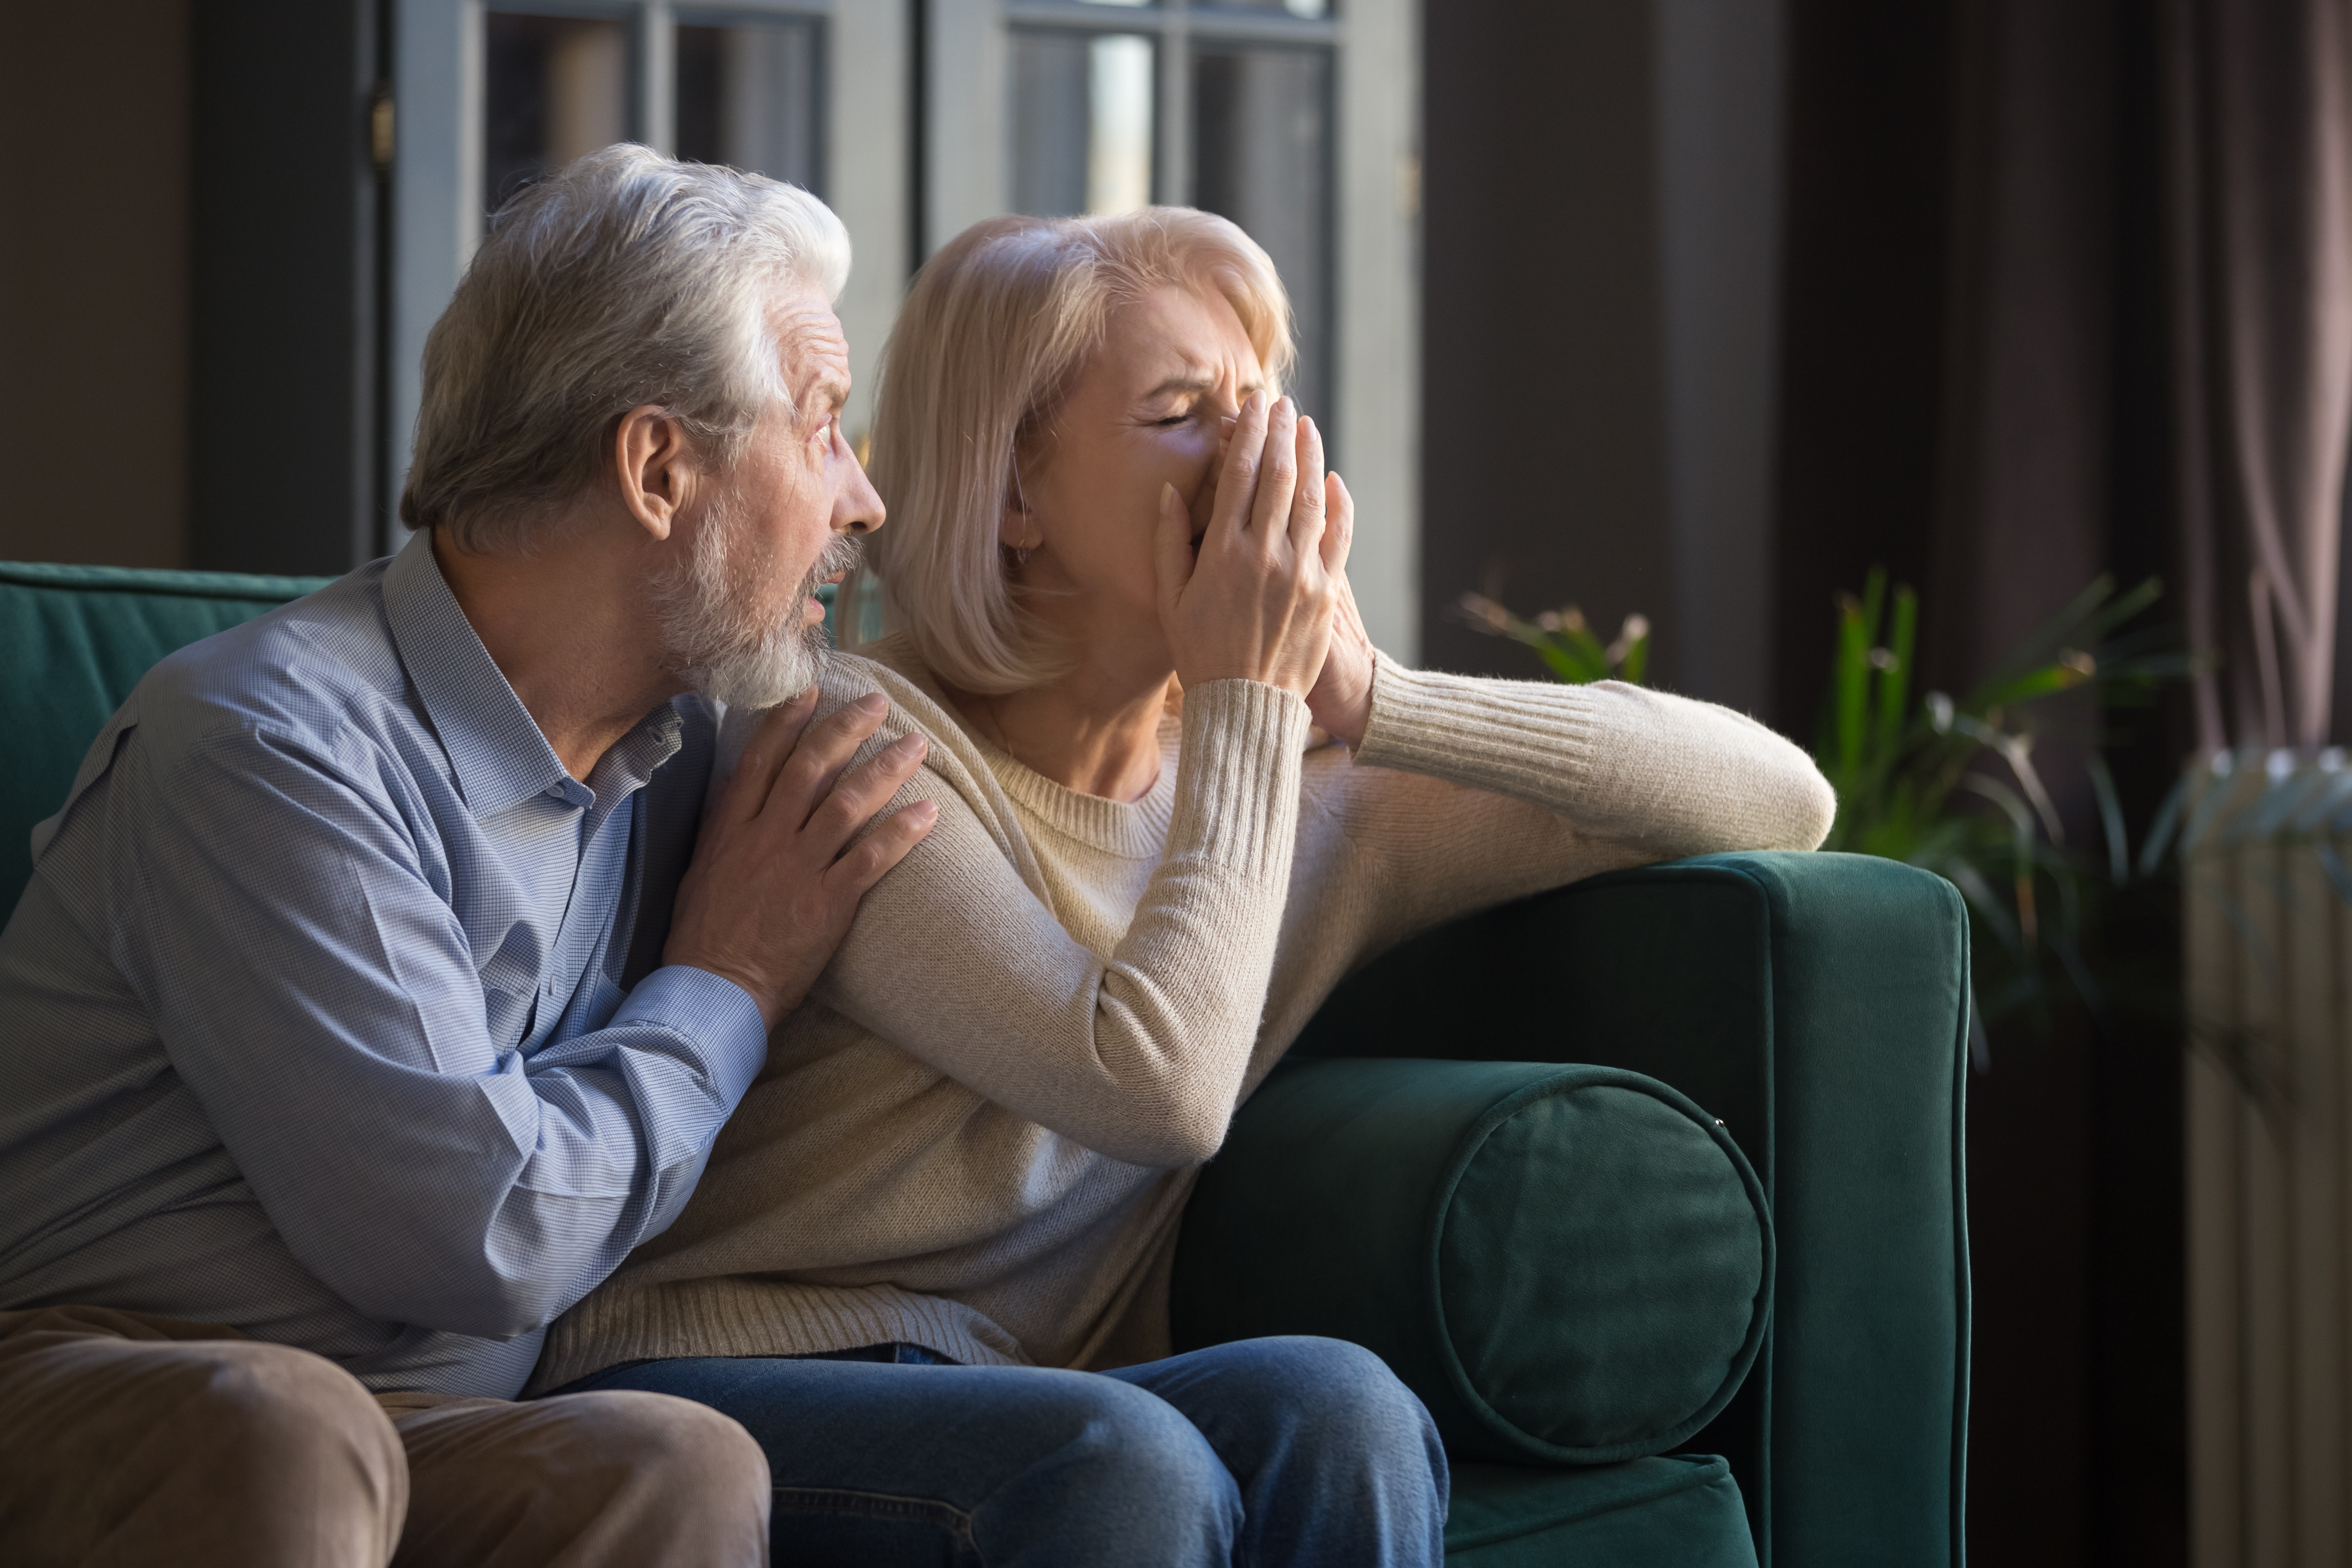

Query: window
[[389, 0, 850, 544], [993, 0, 1337, 420], [475, 4, 825, 215], [482, 13, 631, 213], [674, 14, 825, 192], [923, 0, 1410, 649], [390, 0, 1414, 654]]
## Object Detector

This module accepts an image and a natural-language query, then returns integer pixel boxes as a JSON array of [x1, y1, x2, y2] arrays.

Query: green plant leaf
[[2086, 753, 2129, 884], [2137, 774, 2191, 876], [1876, 585, 1916, 769], [1965, 574, 2116, 701], [1970, 663, 2089, 711], [1534, 644, 1591, 684], [1836, 596, 1869, 780]]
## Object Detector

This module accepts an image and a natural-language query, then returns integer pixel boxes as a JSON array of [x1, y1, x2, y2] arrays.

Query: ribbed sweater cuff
[[1355, 651, 1604, 802], [1167, 678, 1310, 881]]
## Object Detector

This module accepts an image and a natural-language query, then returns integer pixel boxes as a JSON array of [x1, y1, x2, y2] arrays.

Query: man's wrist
[[664, 956, 786, 1029], [662, 922, 788, 1023]]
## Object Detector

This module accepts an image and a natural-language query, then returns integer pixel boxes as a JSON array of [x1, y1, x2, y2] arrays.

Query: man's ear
[[613, 405, 699, 542]]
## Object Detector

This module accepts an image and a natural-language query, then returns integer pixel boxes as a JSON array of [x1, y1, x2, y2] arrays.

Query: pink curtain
[[2167, 0, 2352, 751]]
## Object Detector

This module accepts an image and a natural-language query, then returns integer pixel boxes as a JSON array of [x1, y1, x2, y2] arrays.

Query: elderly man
[[0, 150, 932, 1565]]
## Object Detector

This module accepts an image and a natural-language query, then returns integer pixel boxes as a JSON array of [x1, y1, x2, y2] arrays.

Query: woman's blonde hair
[[860, 208, 1294, 693]]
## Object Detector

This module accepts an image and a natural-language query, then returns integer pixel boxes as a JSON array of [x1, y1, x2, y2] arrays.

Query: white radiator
[[2185, 748, 2352, 1568]]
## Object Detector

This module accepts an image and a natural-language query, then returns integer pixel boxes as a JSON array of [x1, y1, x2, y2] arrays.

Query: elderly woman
[[541, 209, 1835, 1566]]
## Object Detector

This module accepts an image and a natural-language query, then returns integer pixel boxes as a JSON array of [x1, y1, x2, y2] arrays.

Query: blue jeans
[[552, 1334, 1448, 1567]]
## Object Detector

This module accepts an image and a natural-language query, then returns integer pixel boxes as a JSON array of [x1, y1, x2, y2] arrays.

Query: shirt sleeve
[[102, 722, 768, 1342]]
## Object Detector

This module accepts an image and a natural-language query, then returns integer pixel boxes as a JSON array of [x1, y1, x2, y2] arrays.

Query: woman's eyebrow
[[1140, 373, 1220, 400]]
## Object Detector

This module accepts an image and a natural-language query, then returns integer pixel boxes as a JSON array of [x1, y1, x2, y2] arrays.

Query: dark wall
[[1428, 3, 2192, 1563], [190, 0, 385, 575], [0, 1, 193, 568], [1771, 1, 1956, 727], [1774, 3, 2188, 1564], [1420, 0, 1672, 684]]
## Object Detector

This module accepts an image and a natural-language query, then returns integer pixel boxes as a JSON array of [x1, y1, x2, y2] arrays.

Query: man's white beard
[[652, 495, 859, 710]]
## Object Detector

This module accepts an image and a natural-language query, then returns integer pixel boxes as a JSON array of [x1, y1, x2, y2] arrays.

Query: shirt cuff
[[614, 965, 772, 1105]]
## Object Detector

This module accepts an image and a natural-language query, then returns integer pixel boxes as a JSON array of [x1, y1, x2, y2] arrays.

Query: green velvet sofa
[[1, 559, 1971, 1567]]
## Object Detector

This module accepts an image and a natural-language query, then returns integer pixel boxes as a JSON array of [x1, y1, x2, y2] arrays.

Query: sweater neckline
[[971, 720, 1181, 860], [855, 632, 1181, 860]]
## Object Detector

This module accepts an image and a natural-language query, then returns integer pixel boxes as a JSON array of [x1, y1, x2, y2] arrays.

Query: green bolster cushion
[[1170, 1057, 1772, 1465]]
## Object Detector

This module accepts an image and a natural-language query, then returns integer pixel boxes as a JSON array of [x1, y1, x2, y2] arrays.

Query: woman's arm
[[1309, 563, 1833, 857], [813, 677, 1311, 1168], [1350, 653, 1837, 857], [805, 389, 1342, 1165]]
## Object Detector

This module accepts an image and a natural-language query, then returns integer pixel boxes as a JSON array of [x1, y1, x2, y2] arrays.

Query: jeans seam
[[770, 1485, 985, 1566]]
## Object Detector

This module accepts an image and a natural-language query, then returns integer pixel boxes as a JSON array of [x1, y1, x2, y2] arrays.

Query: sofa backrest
[[0, 562, 329, 914]]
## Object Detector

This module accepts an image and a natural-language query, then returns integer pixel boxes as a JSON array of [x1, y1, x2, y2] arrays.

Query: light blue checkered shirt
[[0, 530, 767, 1396]]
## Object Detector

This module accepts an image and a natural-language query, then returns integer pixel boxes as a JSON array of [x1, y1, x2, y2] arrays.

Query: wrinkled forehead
[[772, 289, 851, 415], [1104, 279, 1267, 390]]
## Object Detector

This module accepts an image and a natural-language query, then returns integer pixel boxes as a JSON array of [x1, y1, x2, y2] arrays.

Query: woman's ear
[[998, 465, 1038, 550]]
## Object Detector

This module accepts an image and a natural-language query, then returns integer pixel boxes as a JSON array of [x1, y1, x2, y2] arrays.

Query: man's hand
[[664, 689, 937, 1027]]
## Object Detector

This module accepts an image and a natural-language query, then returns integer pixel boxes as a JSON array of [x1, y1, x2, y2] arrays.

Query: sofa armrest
[[1262, 851, 1970, 1568], [1171, 1056, 1772, 1465]]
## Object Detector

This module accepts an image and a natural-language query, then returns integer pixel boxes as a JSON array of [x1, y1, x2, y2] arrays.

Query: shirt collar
[[382, 529, 682, 821]]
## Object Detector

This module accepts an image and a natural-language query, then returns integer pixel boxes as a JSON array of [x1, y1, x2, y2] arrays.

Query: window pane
[[1011, 32, 1156, 218], [676, 17, 824, 194], [484, 13, 631, 215], [1190, 45, 1332, 419], [1193, 0, 1332, 17]]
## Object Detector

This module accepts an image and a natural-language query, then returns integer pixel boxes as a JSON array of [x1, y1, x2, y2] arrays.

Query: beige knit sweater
[[530, 636, 1836, 1393]]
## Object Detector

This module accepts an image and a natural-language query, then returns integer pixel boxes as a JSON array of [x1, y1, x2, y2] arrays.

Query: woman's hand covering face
[[1153, 387, 1353, 706], [1008, 282, 1371, 741]]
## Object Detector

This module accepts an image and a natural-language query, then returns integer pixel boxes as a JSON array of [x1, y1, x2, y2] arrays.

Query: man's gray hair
[[401, 144, 852, 552]]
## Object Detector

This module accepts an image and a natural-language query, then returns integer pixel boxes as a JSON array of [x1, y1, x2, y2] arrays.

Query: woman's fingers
[[721, 687, 821, 826], [1247, 397, 1302, 546], [1319, 471, 1354, 576], [1206, 389, 1272, 549], [1151, 481, 1196, 621], [1287, 415, 1329, 558]]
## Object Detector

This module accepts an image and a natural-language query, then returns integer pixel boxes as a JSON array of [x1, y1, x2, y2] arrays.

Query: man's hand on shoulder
[[664, 689, 937, 1027]]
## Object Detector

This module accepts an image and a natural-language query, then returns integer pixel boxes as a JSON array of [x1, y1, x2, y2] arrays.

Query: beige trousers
[[0, 1306, 771, 1568]]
